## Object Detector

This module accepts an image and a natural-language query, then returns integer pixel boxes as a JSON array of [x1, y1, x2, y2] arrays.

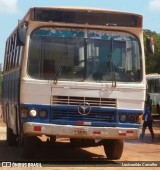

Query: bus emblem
[[78, 102, 91, 116]]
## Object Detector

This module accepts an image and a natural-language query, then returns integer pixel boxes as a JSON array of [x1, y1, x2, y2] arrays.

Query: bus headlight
[[119, 114, 127, 122], [29, 109, 37, 117], [129, 115, 136, 123], [39, 110, 47, 118]]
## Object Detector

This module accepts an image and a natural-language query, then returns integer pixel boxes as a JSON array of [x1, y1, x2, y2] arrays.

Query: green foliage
[[144, 29, 160, 74]]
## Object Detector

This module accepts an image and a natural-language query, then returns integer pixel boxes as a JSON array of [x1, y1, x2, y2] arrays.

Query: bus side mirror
[[146, 37, 154, 54], [17, 21, 28, 46]]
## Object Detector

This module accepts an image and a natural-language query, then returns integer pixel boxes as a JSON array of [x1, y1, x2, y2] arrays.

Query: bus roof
[[21, 7, 142, 28], [30, 6, 142, 15]]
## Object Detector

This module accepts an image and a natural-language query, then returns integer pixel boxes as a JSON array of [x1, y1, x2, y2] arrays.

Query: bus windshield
[[28, 27, 142, 82]]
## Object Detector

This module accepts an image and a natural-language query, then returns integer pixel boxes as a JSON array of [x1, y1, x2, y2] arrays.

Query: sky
[[0, 0, 160, 65]]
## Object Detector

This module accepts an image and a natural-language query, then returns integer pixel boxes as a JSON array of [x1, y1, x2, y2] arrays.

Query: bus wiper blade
[[53, 39, 69, 84], [107, 57, 116, 87], [53, 65, 64, 84], [106, 39, 116, 87], [53, 54, 68, 84]]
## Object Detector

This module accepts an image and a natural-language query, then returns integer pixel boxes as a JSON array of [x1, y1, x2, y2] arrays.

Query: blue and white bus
[[2, 7, 148, 159]]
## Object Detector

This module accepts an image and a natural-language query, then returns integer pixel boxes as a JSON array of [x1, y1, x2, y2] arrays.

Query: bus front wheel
[[22, 136, 37, 159], [103, 139, 124, 160], [7, 127, 18, 146]]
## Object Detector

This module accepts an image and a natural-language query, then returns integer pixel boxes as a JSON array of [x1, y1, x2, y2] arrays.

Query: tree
[[144, 30, 160, 74]]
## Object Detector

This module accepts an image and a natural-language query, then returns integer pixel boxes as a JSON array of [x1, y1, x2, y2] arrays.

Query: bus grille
[[51, 96, 116, 123], [52, 96, 116, 108], [51, 107, 116, 123]]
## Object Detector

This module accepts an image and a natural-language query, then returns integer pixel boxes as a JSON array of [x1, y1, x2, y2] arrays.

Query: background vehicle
[[146, 73, 160, 114], [2, 7, 146, 159]]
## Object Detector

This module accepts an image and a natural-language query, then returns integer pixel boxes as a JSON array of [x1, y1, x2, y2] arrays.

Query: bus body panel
[[20, 80, 144, 139], [20, 80, 51, 105], [20, 80, 145, 110], [2, 69, 20, 133]]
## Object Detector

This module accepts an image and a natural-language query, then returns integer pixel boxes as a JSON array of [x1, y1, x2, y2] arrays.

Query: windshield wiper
[[53, 53, 69, 84], [106, 39, 116, 87], [53, 64, 64, 84], [53, 40, 69, 84]]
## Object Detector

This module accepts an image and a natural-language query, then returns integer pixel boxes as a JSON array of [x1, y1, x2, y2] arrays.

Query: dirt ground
[[0, 105, 160, 170]]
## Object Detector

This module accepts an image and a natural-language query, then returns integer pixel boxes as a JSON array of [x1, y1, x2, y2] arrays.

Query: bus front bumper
[[23, 122, 141, 140]]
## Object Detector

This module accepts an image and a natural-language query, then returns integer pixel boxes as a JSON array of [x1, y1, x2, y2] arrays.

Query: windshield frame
[[27, 27, 142, 83]]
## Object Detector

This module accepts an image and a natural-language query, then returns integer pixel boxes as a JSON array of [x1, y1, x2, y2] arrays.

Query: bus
[[2, 7, 149, 159], [146, 73, 160, 114]]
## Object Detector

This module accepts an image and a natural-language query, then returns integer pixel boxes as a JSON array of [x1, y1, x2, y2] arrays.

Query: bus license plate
[[73, 129, 88, 135]]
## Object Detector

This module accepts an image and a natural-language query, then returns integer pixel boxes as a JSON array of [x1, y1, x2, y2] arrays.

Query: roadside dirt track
[[0, 107, 160, 170]]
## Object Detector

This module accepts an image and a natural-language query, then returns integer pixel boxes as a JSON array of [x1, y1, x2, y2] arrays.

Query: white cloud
[[0, 0, 18, 13], [149, 0, 160, 10]]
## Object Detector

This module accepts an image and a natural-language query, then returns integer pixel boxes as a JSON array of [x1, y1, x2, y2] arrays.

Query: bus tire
[[49, 136, 56, 143], [70, 138, 83, 147], [22, 136, 37, 159], [7, 127, 18, 146], [103, 139, 124, 160]]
